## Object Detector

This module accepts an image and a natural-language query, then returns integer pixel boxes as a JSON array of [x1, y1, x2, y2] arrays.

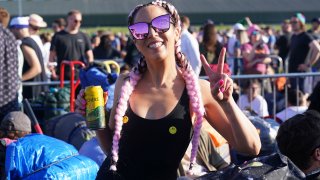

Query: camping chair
[[94, 60, 121, 74]]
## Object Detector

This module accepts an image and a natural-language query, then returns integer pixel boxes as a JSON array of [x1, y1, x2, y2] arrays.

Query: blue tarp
[[5, 134, 99, 180]]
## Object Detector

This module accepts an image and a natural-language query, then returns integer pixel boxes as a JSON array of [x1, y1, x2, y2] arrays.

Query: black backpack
[[45, 112, 96, 150], [196, 153, 306, 180]]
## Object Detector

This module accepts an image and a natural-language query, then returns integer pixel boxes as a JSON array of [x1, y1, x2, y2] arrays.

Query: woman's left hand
[[200, 47, 233, 102]]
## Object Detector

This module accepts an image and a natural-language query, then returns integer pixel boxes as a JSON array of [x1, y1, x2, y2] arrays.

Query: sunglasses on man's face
[[74, 19, 82, 24], [128, 14, 172, 40]]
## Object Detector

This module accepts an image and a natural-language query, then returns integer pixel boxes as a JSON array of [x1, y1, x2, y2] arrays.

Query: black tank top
[[21, 37, 48, 99], [117, 87, 192, 180]]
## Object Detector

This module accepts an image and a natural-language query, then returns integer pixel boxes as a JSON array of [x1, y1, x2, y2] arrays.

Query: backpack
[[31, 87, 70, 124], [196, 153, 306, 180], [45, 112, 96, 150]]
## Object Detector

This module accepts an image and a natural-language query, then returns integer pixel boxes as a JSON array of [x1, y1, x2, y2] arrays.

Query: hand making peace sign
[[200, 47, 233, 102]]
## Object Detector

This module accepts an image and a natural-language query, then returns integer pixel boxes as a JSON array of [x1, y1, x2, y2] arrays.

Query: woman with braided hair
[[76, 1, 260, 179]]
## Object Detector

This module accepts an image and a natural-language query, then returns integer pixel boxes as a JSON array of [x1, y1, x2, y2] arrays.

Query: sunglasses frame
[[128, 14, 172, 40], [74, 19, 82, 24]]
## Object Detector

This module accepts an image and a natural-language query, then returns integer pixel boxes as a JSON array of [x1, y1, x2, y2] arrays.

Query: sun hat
[[29, 14, 47, 28]]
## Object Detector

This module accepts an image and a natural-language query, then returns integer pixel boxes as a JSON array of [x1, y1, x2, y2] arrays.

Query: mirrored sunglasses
[[128, 14, 172, 40]]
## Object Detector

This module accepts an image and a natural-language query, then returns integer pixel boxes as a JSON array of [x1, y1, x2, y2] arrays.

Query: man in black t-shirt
[[288, 13, 320, 92], [275, 19, 292, 62], [49, 10, 93, 80]]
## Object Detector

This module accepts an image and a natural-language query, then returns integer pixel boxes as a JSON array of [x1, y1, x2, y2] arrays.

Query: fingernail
[[219, 79, 224, 86], [219, 87, 225, 93], [81, 99, 86, 105]]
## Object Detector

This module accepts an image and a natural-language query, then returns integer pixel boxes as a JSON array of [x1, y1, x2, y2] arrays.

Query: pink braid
[[109, 68, 142, 171], [168, 2, 205, 175], [176, 46, 205, 176]]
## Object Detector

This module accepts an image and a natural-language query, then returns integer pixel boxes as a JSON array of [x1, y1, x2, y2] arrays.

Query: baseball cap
[[1, 111, 31, 132], [9, 16, 29, 29], [311, 17, 320, 24], [294, 13, 306, 24], [233, 23, 246, 31], [29, 14, 47, 28]]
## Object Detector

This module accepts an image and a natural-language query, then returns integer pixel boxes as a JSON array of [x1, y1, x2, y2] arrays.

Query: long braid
[[110, 0, 205, 175], [152, 0, 205, 175], [175, 30, 205, 176], [109, 57, 145, 171], [109, 2, 149, 171]]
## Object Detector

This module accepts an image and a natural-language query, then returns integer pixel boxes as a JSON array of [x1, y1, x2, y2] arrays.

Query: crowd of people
[[1, 0, 320, 179]]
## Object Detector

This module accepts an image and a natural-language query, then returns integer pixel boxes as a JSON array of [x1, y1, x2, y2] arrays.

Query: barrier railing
[[23, 72, 320, 121], [207, 72, 320, 121]]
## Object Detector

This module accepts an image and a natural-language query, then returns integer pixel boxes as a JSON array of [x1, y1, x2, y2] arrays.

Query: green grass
[[42, 24, 311, 37], [82, 26, 130, 35], [40, 26, 130, 36]]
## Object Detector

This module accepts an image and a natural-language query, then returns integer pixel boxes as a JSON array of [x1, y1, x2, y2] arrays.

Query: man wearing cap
[[288, 13, 320, 92], [49, 10, 93, 80], [0, 7, 20, 121], [9, 16, 48, 100], [180, 15, 201, 76], [0, 111, 31, 140], [276, 110, 320, 178], [28, 14, 50, 79]]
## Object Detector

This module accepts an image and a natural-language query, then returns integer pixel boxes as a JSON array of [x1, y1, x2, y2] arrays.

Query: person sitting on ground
[[0, 111, 32, 140], [276, 110, 320, 179], [0, 111, 32, 178], [237, 79, 269, 117], [275, 88, 308, 122]]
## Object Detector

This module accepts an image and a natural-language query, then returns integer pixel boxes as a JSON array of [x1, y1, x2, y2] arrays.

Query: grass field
[[44, 24, 311, 37], [79, 24, 280, 36]]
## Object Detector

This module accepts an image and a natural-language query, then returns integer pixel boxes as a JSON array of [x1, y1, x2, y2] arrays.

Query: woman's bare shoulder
[[117, 73, 130, 83]]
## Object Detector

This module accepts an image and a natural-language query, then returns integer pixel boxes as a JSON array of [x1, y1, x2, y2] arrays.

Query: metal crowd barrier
[[23, 72, 320, 121], [201, 72, 320, 121]]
